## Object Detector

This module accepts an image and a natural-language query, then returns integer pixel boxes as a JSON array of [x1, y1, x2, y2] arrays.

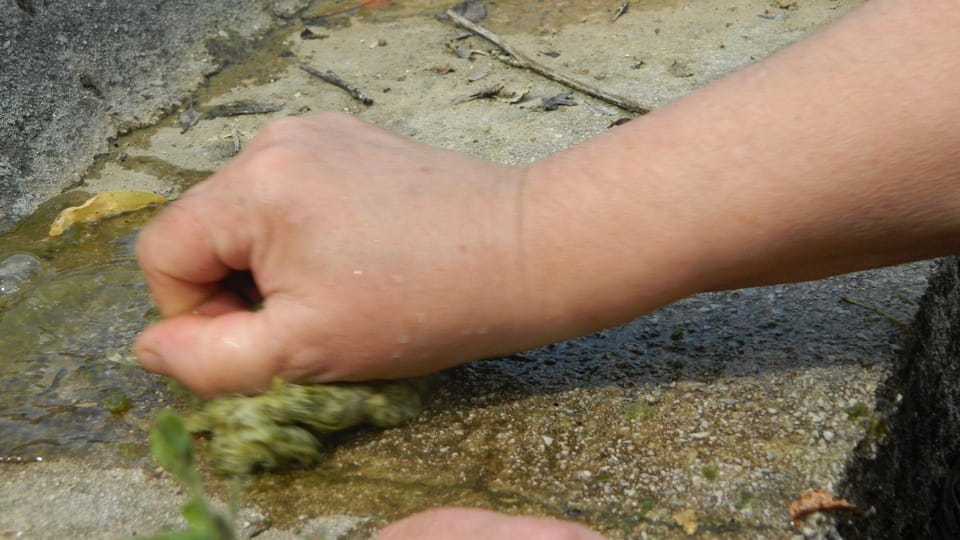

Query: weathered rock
[[842, 257, 960, 539], [0, 0, 297, 231]]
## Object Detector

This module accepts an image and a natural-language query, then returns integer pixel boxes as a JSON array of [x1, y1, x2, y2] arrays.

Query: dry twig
[[840, 295, 910, 330], [299, 64, 374, 105], [445, 9, 650, 114]]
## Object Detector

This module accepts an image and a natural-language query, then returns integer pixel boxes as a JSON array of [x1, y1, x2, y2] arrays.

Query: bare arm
[[136, 0, 960, 395], [519, 0, 960, 340]]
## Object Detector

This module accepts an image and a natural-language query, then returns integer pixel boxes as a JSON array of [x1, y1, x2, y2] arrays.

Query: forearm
[[523, 0, 960, 334]]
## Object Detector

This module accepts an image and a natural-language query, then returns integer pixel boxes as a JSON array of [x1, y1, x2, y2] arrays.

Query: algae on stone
[[187, 378, 429, 475]]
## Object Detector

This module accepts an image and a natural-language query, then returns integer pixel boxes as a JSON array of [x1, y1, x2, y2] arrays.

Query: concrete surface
[[2, 1, 957, 539], [0, 0, 309, 231]]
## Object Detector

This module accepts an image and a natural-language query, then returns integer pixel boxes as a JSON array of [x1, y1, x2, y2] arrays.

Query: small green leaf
[[181, 498, 235, 540], [151, 409, 199, 488]]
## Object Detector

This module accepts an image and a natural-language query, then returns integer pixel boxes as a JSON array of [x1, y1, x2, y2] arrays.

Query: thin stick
[[299, 64, 374, 106], [841, 296, 910, 330], [445, 9, 650, 114]]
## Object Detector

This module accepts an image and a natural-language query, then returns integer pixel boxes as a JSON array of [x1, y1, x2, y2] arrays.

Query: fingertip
[[134, 343, 166, 375], [135, 312, 283, 397], [133, 321, 179, 375]]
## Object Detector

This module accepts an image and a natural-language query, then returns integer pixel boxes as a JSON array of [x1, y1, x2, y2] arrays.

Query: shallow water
[[0, 193, 174, 462]]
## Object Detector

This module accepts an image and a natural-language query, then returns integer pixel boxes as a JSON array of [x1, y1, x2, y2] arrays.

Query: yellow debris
[[49, 191, 165, 236], [672, 508, 698, 535]]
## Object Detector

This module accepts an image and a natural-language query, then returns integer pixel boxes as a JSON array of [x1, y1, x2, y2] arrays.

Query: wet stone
[[0, 201, 174, 464], [0, 252, 47, 309]]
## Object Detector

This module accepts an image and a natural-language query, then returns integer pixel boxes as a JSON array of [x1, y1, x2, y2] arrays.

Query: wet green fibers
[[187, 378, 428, 475]]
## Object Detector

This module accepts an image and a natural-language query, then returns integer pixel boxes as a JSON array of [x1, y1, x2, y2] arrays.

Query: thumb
[[135, 309, 288, 397]]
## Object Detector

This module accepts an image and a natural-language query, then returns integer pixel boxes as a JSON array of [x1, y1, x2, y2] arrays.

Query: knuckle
[[256, 115, 312, 141]]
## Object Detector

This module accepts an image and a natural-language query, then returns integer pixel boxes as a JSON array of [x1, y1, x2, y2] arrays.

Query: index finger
[[136, 191, 237, 317]]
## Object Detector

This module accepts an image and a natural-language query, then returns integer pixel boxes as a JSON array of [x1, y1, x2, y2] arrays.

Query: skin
[[136, 0, 960, 536]]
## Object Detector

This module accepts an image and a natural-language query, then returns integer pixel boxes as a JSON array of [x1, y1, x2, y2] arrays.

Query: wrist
[[514, 147, 712, 342]]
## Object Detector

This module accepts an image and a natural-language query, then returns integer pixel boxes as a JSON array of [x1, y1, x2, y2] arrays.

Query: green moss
[[869, 417, 890, 439], [624, 402, 658, 422], [100, 388, 131, 415], [735, 490, 755, 510], [637, 496, 658, 516], [698, 513, 730, 530], [188, 378, 429, 475], [617, 498, 660, 538], [845, 401, 871, 421], [843, 401, 889, 440], [593, 472, 612, 484], [701, 464, 718, 482], [618, 514, 643, 536]]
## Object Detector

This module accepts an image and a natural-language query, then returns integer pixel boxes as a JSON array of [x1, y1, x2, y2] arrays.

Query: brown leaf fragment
[[668, 60, 694, 78], [452, 83, 503, 103], [178, 99, 200, 133], [453, 84, 529, 105], [494, 85, 530, 104], [789, 489, 858, 527], [430, 64, 456, 75], [300, 28, 329, 40], [446, 40, 481, 59], [540, 92, 577, 111], [613, 1, 629, 22]]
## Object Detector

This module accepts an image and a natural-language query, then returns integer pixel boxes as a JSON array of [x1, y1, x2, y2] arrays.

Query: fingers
[[134, 308, 287, 397], [136, 196, 235, 317], [377, 508, 607, 540]]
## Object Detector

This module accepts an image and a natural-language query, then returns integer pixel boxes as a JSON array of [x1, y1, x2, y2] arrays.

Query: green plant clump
[[187, 378, 429, 475]]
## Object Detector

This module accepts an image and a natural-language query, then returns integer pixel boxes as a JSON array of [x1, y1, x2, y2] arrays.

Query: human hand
[[135, 112, 551, 396], [377, 508, 605, 540]]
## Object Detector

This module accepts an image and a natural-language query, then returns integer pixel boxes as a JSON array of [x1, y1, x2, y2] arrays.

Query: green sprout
[[143, 409, 236, 540]]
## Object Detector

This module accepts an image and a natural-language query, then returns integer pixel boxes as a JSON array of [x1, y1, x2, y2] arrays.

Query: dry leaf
[[789, 489, 858, 527], [49, 191, 165, 236], [672, 508, 698, 535], [494, 85, 530, 104]]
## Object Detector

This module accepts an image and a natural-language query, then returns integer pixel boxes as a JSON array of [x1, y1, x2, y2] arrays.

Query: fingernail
[[136, 346, 165, 373]]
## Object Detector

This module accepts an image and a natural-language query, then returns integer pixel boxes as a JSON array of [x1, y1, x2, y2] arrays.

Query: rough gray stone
[[0, 0, 293, 231], [842, 257, 960, 539]]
